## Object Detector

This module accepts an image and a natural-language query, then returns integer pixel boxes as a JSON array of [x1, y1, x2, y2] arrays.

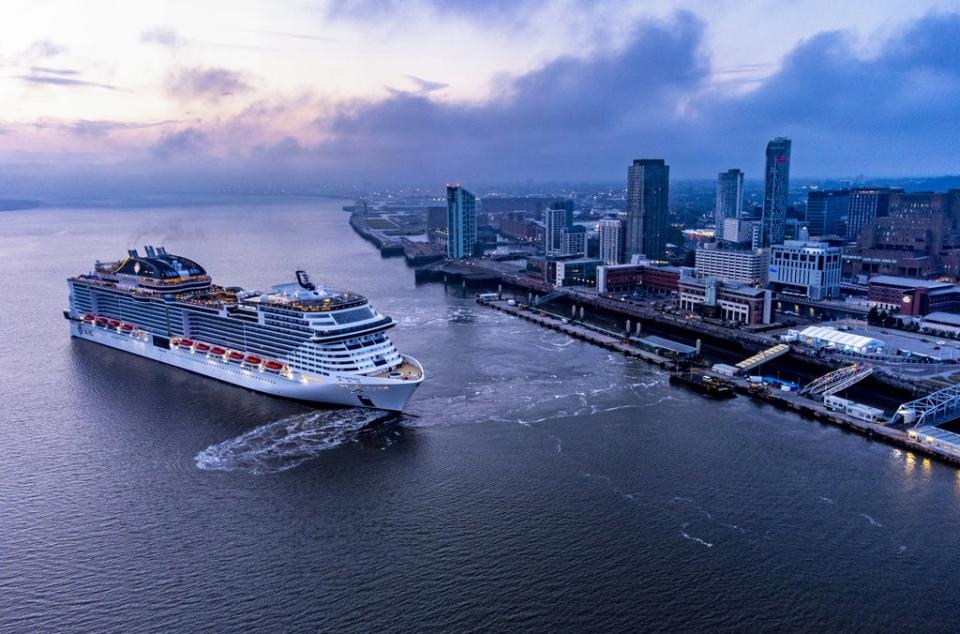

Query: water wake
[[195, 409, 395, 474]]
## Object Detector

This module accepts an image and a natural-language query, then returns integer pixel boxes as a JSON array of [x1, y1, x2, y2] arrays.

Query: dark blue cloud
[[317, 11, 707, 181], [698, 11, 960, 176], [5, 10, 960, 195], [312, 10, 960, 182]]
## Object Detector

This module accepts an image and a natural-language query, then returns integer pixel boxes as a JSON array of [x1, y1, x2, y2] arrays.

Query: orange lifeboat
[[244, 355, 263, 367], [120, 323, 134, 333], [82, 314, 96, 322], [108, 319, 120, 329], [210, 346, 227, 356], [178, 338, 194, 349], [264, 360, 284, 373], [96, 317, 109, 326], [227, 351, 244, 363], [194, 342, 211, 353]]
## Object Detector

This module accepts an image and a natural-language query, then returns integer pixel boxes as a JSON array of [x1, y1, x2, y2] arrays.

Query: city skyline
[[1, 2, 959, 195]]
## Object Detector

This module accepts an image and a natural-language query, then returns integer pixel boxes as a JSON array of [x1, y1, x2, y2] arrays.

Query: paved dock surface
[[478, 298, 681, 368]]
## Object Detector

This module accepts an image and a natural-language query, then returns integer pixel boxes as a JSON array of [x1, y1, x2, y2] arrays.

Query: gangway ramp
[[735, 344, 790, 373], [533, 289, 568, 306], [801, 364, 874, 397], [894, 384, 960, 428]]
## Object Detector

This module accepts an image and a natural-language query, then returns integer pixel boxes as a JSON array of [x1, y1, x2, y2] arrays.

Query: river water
[[1, 197, 959, 632]]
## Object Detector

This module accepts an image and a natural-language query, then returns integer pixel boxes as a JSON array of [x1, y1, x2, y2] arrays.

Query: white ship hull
[[69, 320, 422, 411]]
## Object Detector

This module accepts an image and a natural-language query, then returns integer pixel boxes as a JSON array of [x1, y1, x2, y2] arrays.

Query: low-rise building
[[596, 263, 680, 294], [919, 312, 960, 337], [678, 277, 772, 324], [768, 240, 841, 300], [544, 257, 602, 287], [867, 275, 960, 316]]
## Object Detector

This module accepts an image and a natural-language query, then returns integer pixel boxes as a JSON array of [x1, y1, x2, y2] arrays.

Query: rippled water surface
[[2, 198, 960, 632]]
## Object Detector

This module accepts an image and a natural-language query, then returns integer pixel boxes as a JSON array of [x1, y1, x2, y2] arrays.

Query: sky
[[1, 0, 959, 194]]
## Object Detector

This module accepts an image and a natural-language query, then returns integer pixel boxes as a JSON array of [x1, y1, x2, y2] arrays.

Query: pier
[[476, 294, 960, 469], [477, 297, 689, 369]]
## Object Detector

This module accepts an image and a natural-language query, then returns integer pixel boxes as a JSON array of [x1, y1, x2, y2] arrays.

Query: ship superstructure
[[65, 246, 423, 410]]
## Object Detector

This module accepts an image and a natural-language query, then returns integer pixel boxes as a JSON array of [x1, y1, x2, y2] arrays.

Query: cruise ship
[[64, 246, 423, 410]]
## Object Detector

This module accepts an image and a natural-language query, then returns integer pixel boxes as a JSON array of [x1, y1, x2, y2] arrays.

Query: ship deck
[[374, 360, 422, 381]]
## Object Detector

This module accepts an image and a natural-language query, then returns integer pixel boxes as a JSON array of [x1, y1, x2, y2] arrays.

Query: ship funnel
[[296, 270, 316, 291], [127, 248, 139, 257], [144, 245, 156, 257]]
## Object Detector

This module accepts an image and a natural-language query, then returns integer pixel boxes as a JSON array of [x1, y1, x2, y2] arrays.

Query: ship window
[[330, 307, 375, 324]]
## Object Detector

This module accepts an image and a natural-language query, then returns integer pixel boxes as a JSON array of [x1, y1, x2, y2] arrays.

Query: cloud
[[317, 11, 707, 181], [3, 10, 960, 194], [165, 67, 253, 100], [406, 75, 447, 93], [64, 119, 177, 137], [694, 11, 960, 174], [141, 26, 183, 48], [16, 74, 117, 91], [151, 128, 208, 158], [385, 75, 449, 96], [29, 66, 79, 76], [23, 39, 66, 59]]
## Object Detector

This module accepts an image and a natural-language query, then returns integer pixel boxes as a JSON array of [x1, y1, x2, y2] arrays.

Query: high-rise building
[[694, 243, 768, 286], [806, 189, 849, 237], [544, 206, 566, 256], [562, 226, 586, 257], [446, 184, 476, 259], [543, 200, 576, 256], [715, 169, 744, 235], [759, 138, 791, 247], [846, 188, 894, 240], [598, 219, 625, 265], [625, 159, 670, 260]]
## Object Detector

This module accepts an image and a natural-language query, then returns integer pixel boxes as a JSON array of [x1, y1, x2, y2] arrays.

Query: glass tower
[[625, 159, 670, 260], [446, 185, 477, 259], [759, 138, 791, 247]]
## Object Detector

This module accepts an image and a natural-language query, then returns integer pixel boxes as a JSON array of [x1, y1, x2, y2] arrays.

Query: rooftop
[[922, 312, 960, 326], [869, 275, 953, 289]]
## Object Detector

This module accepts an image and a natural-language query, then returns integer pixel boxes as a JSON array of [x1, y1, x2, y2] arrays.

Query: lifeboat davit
[[244, 355, 263, 367], [210, 347, 227, 356], [96, 317, 109, 326], [194, 342, 211, 353], [264, 360, 283, 373], [120, 323, 134, 332], [178, 338, 195, 349], [82, 314, 96, 322], [227, 351, 244, 363]]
